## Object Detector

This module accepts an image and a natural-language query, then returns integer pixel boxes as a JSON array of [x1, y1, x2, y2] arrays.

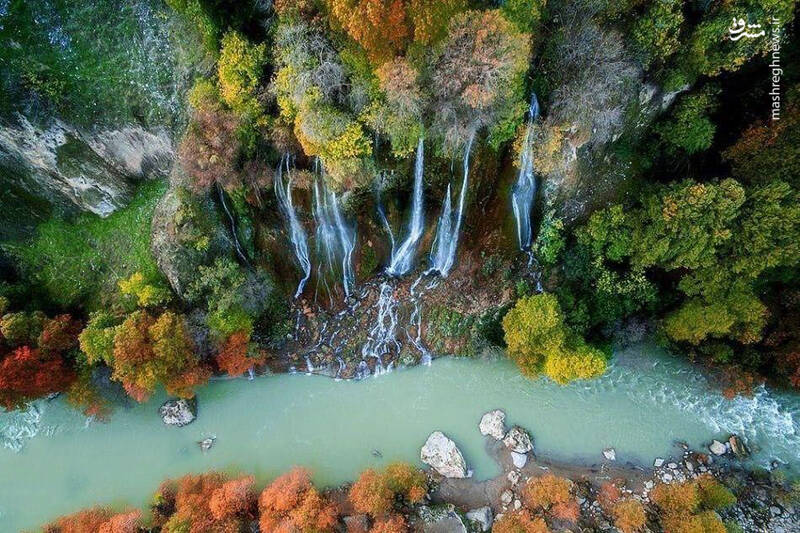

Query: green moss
[[8, 181, 168, 311]]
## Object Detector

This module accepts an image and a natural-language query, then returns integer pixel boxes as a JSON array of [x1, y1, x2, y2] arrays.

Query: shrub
[[492, 510, 550, 533], [217, 31, 266, 117], [215, 331, 265, 376], [118, 272, 171, 309], [612, 499, 647, 533], [0, 345, 75, 410], [651, 481, 699, 516], [523, 474, 577, 522], [370, 514, 408, 533], [349, 463, 427, 516], [696, 475, 736, 510], [259, 467, 338, 532]]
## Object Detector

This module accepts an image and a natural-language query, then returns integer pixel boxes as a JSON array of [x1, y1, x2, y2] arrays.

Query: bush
[[656, 90, 719, 155], [612, 499, 647, 533], [349, 463, 427, 517], [503, 294, 607, 383], [217, 31, 266, 117], [492, 510, 550, 533], [258, 467, 338, 532], [696, 475, 736, 510]]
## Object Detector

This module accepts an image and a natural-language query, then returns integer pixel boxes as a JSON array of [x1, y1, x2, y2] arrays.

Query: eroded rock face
[[0, 115, 172, 217], [421, 431, 468, 478], [503, 426, 533, 454], [159, 398, 196, 427], [466, 507, 493, 532], [479, 409, 506, 440]]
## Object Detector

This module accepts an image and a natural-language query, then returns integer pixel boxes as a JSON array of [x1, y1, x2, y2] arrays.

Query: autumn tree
[[651, 477, 731, 533], [430, 9, 530, 152], [0, 345, 75, 409], [492, 510, 550, 533], [159, 473, 256, 533], [522, 473, 579, 523], [611, 499, 647, 533], [44, 508, 141, 533], [258, 467, 338, 532], [349, 463, 427, 517], [178, 105, 242, 193], [370, 514, 408, 533]]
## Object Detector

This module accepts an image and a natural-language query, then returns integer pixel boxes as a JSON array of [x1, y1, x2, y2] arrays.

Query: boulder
[[728, 435, 750, 458], [418, 505, 467, 533], [500, 490, 514, 506], [421, 431, 469, 478], [603, 448, 616, 461], [159, 397, 196, 427], [465, 507, 493, 532], [709, 440, 727, 456], [479, 410, 506, 440], [654, 458, 664, 468], [503, 426, 533, 454], [511, 451, 528, 468]]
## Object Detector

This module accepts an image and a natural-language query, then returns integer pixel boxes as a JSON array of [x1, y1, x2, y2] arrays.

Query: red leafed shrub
[[0, 345, 75, 409], [259, 467, 338, 532], [370, 513, 408, 533], [178, 107, 241, 193], [215, 330, 265, 376], [38, 314, 82, 354], [97, 510, 142, 533], [157, 473, 255, 532]]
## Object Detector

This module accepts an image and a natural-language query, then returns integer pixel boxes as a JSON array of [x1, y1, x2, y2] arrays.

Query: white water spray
[[511, 94, 540, 251], [313, 165, 356, 299], [274, 155, 311, 298], [386, 138, 425, 276], [429, 133, 475, 277]]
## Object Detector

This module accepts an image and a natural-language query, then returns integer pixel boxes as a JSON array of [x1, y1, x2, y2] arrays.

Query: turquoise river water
[[1, 344, 799, 531]]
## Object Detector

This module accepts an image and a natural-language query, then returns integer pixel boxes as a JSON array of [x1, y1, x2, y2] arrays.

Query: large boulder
[[421, 431, 469, 479], [503, 426, 533, 454], [709, 440, 727, 456], [479, 410, 506, 440], [159, 397, 197, 427], [465, 507, 493, 532]]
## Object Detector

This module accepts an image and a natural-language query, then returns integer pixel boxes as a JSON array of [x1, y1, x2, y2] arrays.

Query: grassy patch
[[8, 181, 168, 311]]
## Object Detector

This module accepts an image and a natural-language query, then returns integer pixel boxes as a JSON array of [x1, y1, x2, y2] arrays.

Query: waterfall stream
[[216, 183, 250, 266], [274, 155, 312, 299], [429, 133, 475, 277], [386, 138, 425, 277], [511, 94, 540, 251], [313, 164, 356, 300]]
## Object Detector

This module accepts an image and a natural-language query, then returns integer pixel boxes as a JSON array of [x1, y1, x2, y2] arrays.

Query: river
[[1, 343, 798, 531]]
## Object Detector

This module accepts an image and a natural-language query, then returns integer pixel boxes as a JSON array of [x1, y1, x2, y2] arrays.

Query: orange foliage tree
[[370, 513, 408, 533], [157, 473, 256, 532], [215, 330, 265, 376], [0, 345, 75, 409], [349, 463, 427, 517], [44, 508, 141, 533], [611, 499, 647, 533], [258, 467, 338, 532], [522, 473, 579, 523], [492, 510, 550, 533]]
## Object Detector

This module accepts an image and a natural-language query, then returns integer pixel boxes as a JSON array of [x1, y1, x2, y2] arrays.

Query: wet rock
[[198, 436, 215, 452], [511, 451, 528, 468], [159, 397, 196, 427], [479, 410, 506, 440], [603, 448, 616, 461], [507, 471, 521, 486], [466, 507, 493, 532], [503, 426, 533, 454], [421, 431, 468, 478], [654, 458, 664, 468], [418, 505, 467, 533], [709, 440, 727, 456], [500, 490, 514, 506], [728, 435, 750, 458]]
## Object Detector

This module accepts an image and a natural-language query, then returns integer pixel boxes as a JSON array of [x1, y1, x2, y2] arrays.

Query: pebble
[[513, 499, 522, 510], [667, 462, 678, 469], [654, 458, 664, 468], [507, 471, 521, 486], [500, 490, 514, 505]]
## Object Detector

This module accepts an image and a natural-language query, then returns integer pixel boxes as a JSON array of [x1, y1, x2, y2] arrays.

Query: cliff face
[[0, 115, 173, 218]]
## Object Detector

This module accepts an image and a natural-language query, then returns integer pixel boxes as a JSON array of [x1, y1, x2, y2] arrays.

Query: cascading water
[[386, 138, 425, 277], [216, 183, 250, 266], [312, 165, 356, 299], [361, 282, 400, 374], [429, 133, 475, 277], [511, 93, 540, 251], [274, 155, 312, 299]]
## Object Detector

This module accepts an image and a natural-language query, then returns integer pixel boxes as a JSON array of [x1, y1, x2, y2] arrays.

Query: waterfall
[[313, 164, 356, 299], [386, 138, 425, 277], [274, 155, 312, 299], [216, 183, 250, 266], [428, 133, 475, 277], [361, 282, 400, 374], [511, 93, 540, 251]]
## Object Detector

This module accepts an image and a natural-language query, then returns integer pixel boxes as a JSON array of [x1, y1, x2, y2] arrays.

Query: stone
[[418, 505, 467, 533], [503, 426, 533, 454], [159, 398, 196, 427], [507, 471, 521, 486], [513, 499, 522, 510], [654, 458, 664, 468], [479, 410, 507, 440], [662, 473, 673, 482], [421, 431, 468, 478], [511, 451, 528, 468], [603, 448, 616, 461], [500, 490, 514, 506], [644, 481, 654, 490], [198, 436, 215, 451], [466, 507, 493, 532], [709, 440, 727, 456], [728, 435, 750, 458], [667, 462, 678, 469]]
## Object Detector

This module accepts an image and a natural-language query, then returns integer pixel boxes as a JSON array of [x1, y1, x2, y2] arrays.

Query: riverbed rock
[[465, 507, 493, 532], [728, 435, 750, 458], [500, 489, 514, 506], [479, 410, 506, 440], [507, 470, 521, 486], [511, 451, 528, 468], [503, 426, 533, 454], [421, 431, 469, 478], [418, 505, 467, 533], [159, 397, 196, 427], [654, 458, 665, 468], [603, 448, 616, 461], [709, 440, 727, 456]]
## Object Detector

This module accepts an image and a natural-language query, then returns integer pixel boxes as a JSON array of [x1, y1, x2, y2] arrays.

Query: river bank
[[2, 344, 799, 530]]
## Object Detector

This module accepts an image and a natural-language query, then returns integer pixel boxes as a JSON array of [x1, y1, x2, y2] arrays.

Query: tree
[[218, 31, 266, 118], [259, 467, 338, 532], [629, 0, 683, 67], [44, 508, 141, 533], [522, 473, 578, 522], [655, 90, 719, 155], [611, 499, 647, 533], [38, 314, 81, 355], [503, 294, 607, 383], [160, 473, 255, 533], [430, 9, 530, 151], [118, 272, 170, 309], [349, 468, 395, 516], [0, 346, 75, 409], [371, 514, 408, 533], [178, 106, 241, 193], [492, 510, 550, 533], [215, 331, 265, 376]]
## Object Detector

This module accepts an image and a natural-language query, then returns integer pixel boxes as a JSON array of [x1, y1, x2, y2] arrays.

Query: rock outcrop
[[503, 426, 533, 454], [421, 431, 469, 479], [465, 507, 493, 532], [159, 397, 197, 427], [479, 409, 506, 440]]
